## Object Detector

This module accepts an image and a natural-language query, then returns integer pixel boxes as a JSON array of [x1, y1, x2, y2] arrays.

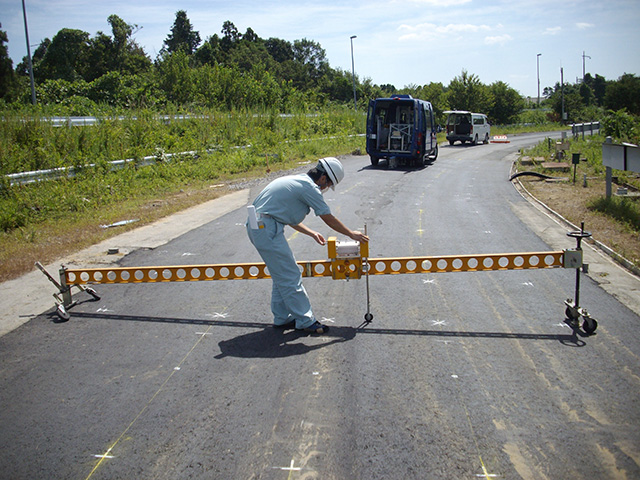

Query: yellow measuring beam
[[62, 251, 563, 286], [63, 260, 332, 285], [368, 251, 564, 275]]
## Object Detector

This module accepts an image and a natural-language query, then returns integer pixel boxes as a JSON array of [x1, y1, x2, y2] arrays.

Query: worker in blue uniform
[[247, 157, 369, 334]]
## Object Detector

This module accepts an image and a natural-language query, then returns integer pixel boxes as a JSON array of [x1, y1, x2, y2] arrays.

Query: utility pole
[[561, 67, 565, 123], [582, 51, 591, 81], [537, 53, 542, 106], [350, 35, 357, 112], [22, 0, 37, 105]]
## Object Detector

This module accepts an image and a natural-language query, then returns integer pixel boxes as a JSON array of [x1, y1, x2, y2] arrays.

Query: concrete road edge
[[0, 189, 250, 337]]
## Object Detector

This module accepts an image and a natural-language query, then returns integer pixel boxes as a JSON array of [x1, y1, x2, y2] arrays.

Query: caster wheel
[[582, 317, 598, 335], [565, 307, 579, 321], [364, 313, 373, 322], [86, 287, 101, 301], [56, 304, 70, 322]]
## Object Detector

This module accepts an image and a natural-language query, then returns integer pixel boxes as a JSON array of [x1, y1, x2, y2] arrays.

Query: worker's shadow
[[214, 325, 356, 359]]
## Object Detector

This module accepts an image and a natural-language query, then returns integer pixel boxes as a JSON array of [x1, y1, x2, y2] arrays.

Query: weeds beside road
[[2, 120, 637, 283], [516, 133, 639, 272]]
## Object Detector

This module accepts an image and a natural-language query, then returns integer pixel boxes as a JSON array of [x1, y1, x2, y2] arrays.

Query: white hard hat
[[318, 157, 344, 190]]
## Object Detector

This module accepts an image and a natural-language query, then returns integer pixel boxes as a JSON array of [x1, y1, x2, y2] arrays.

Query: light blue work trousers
[[246, 216, 316, 329]]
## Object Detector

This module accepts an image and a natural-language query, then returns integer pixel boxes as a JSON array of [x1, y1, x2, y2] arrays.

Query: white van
[[444, 111, 490, 145]]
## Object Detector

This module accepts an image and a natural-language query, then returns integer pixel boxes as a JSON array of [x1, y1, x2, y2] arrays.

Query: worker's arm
[[290, 222, 326, 245], [319, 214, 369, 243]]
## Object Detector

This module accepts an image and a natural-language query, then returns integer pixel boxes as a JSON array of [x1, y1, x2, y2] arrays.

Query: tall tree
[[265, 37, 293, 63], [37, 28, 90, 81], [194, 34, 223, 66], [446, 70, 493, 113], [0, 23, 14, 99], [604, 73, 640, 115], [488, 81, 524, 124], [220, 21, 241, 52], [163, 10, 201, 55], [291, 38, 328, 89]]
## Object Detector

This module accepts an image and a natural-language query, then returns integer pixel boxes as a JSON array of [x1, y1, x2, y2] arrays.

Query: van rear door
[[366, 100, 376, 156]]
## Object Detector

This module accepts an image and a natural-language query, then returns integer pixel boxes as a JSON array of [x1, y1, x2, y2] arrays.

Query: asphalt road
[[1, 133, 639, 479]]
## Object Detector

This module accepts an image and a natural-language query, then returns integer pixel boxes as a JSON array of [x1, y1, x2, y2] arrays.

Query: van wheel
[[483, 133, 489, 144], [472, 135, 478, 145], [370, 156, 379, 166], [449, 140, 455, 146]]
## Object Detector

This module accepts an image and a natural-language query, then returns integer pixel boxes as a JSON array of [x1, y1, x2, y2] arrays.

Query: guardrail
[[5, 149, 204, 186], [572, 121, 600, 139], [4, 133, 365, 187]]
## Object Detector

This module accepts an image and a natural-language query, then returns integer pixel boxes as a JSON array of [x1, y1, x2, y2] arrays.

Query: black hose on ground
[[509, 171, 557, 181]]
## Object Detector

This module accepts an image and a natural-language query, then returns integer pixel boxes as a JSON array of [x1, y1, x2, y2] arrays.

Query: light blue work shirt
[[252, 174, 331, 225]]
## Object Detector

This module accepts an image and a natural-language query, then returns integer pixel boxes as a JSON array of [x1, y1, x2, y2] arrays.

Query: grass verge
[[516, 134, 640, 270]]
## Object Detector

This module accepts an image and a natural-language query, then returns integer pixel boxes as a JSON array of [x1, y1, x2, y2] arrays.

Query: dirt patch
[[519, 176, 640, 269]]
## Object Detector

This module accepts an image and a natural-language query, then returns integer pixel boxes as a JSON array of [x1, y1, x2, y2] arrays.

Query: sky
[[1, 0, 639, 98]]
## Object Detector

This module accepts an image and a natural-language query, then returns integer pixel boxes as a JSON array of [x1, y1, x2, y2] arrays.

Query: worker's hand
[[311, 231, 326, 245], [350, 231, 369, 243]]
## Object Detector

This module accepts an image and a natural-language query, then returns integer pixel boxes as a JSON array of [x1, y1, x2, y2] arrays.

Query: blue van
[[366, 95, 438, 167]]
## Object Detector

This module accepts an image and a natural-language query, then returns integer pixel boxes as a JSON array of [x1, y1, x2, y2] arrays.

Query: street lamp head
[[351, 35, 357, 39]]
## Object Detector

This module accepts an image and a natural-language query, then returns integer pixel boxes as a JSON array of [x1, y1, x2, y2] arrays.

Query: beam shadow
[[68, 312, 587, 348]]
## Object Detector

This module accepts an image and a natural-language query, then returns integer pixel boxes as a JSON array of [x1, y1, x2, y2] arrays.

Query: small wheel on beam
[[364, 313, 373, 322], [582, 317, 598, 335], [86, 287, 101, 301], [56, 304, 70, 322]]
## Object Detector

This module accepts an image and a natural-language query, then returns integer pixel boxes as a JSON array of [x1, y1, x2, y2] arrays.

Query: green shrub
[[588, 196, 640, 232]]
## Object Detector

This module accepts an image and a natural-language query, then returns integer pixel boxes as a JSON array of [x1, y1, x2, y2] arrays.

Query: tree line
[[0, 11, 639, 126]]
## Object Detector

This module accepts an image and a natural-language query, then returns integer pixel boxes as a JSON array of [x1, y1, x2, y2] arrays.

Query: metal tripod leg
[[363, 225, 373, 323], [564, 223, 598, 335], [35, 262, 101, 321]]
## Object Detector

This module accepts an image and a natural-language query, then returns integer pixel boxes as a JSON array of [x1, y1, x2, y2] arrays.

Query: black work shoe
[[297, 320, 329, 334]]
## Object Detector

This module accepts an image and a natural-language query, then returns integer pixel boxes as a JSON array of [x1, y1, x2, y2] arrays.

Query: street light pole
[[22, 0, 37, 105], [350, 35, 357, 111], [582, 51, 591, 81], [536, 53, 541, 106]]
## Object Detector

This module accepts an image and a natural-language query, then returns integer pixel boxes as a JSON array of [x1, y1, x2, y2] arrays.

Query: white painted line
[[93, 454, 114, 459], [206, 312, 229, 319], [554, 322, 572, 329], [431, 320, 447, 326], [273, 459, 302, 471]]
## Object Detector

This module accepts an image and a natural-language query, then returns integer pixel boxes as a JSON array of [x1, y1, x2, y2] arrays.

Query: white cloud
[[401, 0, 472, 5], [543, 26, 562, 35], [576, 22, 595, 29], [398, 22, 491, 41], [485, 34, 512, 45]]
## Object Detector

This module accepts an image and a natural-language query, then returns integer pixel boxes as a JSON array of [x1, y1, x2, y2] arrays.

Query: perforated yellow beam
[[62, 251, 564, 286], [367, 251, 564, 275]]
